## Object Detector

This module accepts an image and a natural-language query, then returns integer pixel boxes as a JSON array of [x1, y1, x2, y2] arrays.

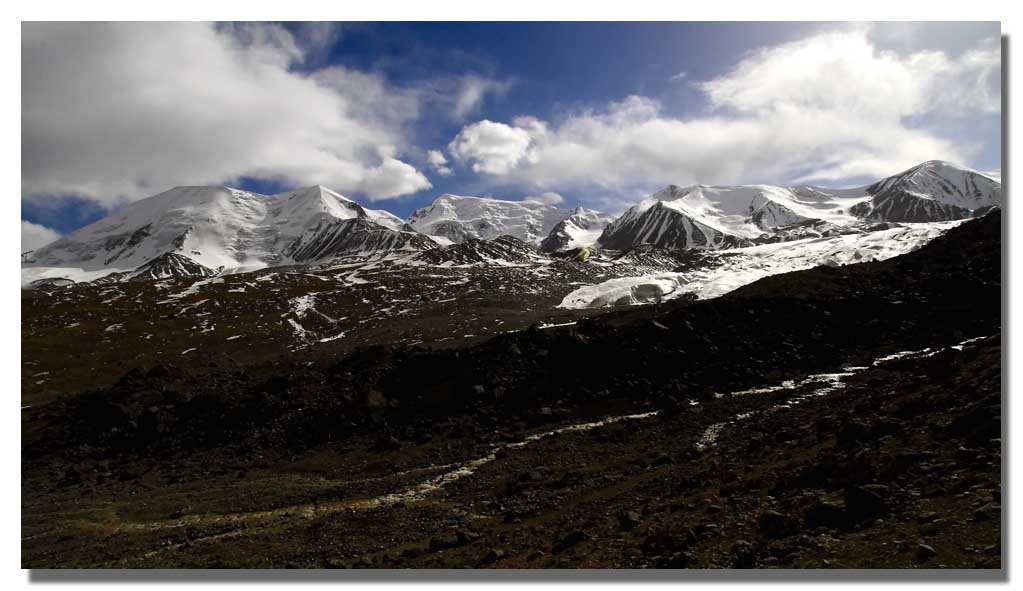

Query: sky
[[21, 21, 1002, 252]]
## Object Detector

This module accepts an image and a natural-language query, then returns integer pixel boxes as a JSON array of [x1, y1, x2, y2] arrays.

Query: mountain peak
[[22, 183, 435, 280], [655, 184, 683, 196], [651, 184, 701, 201], [866, 160, 1003, 213], [408, 193, 604, 246], [275, 185, 352, 202]]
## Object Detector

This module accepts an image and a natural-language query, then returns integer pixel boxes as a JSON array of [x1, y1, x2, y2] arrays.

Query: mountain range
[[21, 160, 1002, 286], [596, 161, 1001, 250]]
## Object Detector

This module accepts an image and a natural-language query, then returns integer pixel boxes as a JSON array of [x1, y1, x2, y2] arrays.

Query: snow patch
[[559, 221, 959, 309]]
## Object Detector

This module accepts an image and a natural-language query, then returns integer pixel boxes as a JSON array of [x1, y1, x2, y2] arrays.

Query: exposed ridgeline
[[22, 186, 438, 282], [597, 161, 1001, 251], [21, 161, 1001, 286]]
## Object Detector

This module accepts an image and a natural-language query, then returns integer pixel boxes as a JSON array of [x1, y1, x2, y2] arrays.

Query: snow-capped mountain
[[539, 207, 617, 253], [21, 160, 1002, 287], [851, 160, 1003, 222], [407, 194, 596, 246], [131, 252, 218, 280], [597, 161, 1001, 252], [22, 185, 436, 283]]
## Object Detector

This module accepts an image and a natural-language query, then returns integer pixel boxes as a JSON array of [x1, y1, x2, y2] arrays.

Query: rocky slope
[[21, 212, 1001, 568], [412, 235, 546, 266], [407, 194, 585, 246], [21, 185, 437, 284], [22, 161, 1001, 288], [597, 161, 1001, 252], [539, 207, 616, 253], [852, 161, 1003, 222]]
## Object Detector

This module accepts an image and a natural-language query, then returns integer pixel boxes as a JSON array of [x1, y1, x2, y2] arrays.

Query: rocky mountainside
[[22, 212, 1001, 568], [598, 196, 754, 251], [130, 252, 218, 281], [406, 194, 584, 246], [597, 161, 1001, 252], [21, 161, 1002, 289], [852, 160, 1003, 222], [22, 185, 437, 283], [539, 207, 617, 253], [413, 235, 546, 266]]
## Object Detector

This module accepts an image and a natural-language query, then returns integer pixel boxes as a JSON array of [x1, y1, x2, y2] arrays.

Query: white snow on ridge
[[545, 207, 617, 250], [21, 185, 417, 285], [364, 206, 409, 231], [597, 161, 999, 253], [562, 227, 604, 250], [407, 194, 575, 244], [21, 266, 125, 286], [607, 183, 872, 244], [427, 235, 455, 246], [559, 221, 960, 309], [21, 161, 1000, 287], [869, 160, 1004, 210]]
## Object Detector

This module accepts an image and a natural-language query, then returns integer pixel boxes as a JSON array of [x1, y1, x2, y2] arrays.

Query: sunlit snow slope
[[22, 186, 436, 284], [407, 194, 587, 246], [597, 161, 1001, 251], [560, 221, 965, 308]]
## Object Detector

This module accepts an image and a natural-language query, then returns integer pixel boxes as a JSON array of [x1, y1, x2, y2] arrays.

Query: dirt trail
[[83, 335, 992, 567]]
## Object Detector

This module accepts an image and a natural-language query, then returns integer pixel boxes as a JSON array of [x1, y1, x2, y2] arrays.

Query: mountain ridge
[[596, 161, 1001, 252], [22, 161, 1002, 286]]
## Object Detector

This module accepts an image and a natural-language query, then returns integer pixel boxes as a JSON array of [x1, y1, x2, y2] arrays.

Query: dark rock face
[[539, 209, 614, 253], [867, 162, 1001, 207], [855, 161, 1003, 223], [103, 223, 154, 266], [414, 235, 543, 266], [598, 202, 750, 251], [595, 162, 1001, 253], [286, 217, 438, 262], [420, 220, 473, 244], [131, 252, 217, 280], [852, 190, 974, 223], [539, 218, 581, 253]]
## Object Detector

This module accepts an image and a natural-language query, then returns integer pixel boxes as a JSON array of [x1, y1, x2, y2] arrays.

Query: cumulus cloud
[[524, 192, 564, 205], [21, 221, 61, 253], [426, 149, 453, 176], [357, 158, 432, 200], [449, 29, 999, 196], [22, 22, 431, 204], [698, 29, 1000, 119], [448, 119, 538, 174]]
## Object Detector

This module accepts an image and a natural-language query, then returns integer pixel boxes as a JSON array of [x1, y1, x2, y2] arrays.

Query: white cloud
[[448, 120, 537, 174], [356, 158, 431, 200], [698, 29, 1000, 118], [426, 149, 453, 176], [668, 72, 687, 82], [452, 75, 513, 119], [21, 221, 61, 253], [22, 22, 431, 204], [524, 192, 564, 205], [449, 29, 999, 200]]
